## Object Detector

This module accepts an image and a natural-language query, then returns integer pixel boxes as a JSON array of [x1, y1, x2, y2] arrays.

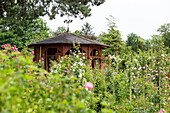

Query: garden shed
[[28, 33, 111, 71]]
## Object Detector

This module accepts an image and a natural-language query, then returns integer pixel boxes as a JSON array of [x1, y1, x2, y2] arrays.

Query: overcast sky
[[42, 0, 170, 40]]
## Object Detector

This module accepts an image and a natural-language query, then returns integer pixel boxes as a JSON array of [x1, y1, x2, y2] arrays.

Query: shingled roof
[[29, 33, 111, 48]]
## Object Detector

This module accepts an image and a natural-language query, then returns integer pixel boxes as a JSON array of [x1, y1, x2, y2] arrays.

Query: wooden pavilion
[[28, 33, 111, 71]]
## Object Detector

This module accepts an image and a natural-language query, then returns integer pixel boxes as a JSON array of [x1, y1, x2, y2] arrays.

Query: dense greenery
[[0, 0, 105, 50], [0, 42, 169, 112], [99, 15, 126, 56]]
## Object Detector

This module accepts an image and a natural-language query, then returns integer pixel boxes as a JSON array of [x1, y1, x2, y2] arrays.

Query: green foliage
[[0, 0, 105, 50], [81, 22, 94, 35], [0, 18, 50, 50], [73, 22, 97, 40], [52, 26, 67, 36], [126, 32, 146, 53], [1, 0, 105, 21], [157, 23, 170, 53], [0, 41, 169, 112], [99, 15, 125, 56], [73, 30, 82, 36]]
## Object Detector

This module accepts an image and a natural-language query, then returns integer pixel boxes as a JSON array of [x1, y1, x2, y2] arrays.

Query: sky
[[42, 0, 170, 41]]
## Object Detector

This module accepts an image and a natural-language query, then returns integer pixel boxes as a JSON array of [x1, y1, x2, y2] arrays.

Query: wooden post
[[158, 47, 161, 110], [129, 54, 132, 101], [40, 46, 42, 60]]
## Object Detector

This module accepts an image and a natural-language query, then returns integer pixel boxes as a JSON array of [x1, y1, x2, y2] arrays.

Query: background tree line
[[0, 0, 169, 56]]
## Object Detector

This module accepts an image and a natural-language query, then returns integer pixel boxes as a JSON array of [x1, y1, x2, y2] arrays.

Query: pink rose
[[85, 82, 94, 89]]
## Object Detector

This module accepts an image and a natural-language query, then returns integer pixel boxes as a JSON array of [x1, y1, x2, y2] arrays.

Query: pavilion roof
[[29, 33, 111, 48]]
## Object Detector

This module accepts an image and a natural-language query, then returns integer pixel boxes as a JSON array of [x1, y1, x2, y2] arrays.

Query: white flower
[[78, 73, 82, 78], [161, 54, 165, 57]]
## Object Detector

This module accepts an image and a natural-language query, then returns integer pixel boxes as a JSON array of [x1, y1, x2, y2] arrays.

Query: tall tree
[[73, 22, 97, 40], [99, 15, 125, 56], [0, 18, 50, 50], [0, 0, 105, 49], [81, 22, 94, 35], [157, 23, 170, 48], [126, 33, 145, 53]]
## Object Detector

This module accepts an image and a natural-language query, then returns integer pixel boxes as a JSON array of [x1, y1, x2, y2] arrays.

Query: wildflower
[[78, 73, 82, 78], [153, 56, 155, 59], [18, 52, 21, 55], [31, 51, 34, 55], [68, 64, 70, 67], [85, 82, 94, 89], [167, 74, 169, 78], [64, 68, 69, 73], [26, 71, 29, 73], [163, 72, 166, 75], [45, 81, 47, 84], [151, 103, 154, 105], [14, 45, 16, 48], [67, 57, 70, 60], [157, 62, 160, 64], [106, 62, 108, 64], [168, 57, 170, 59], [7, 44, 10, 47], [159, 109, 165, 113], [161, 54, 164, 57], [14, 48, 17, 51], [41, 58, 44, 61], [2, 45, 5, 48]]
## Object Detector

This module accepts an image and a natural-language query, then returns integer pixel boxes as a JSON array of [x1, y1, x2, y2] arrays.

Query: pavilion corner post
[[40, 46, 42, 61]]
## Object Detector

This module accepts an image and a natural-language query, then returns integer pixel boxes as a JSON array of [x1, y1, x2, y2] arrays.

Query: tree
[[126, 33, 146, 53], [52, 26, 67, 36], [73, 30, 82, 36], [0, 0, 105, 30], [0, 0, 105, 49], [99, 15, 125, 56], [81, 22, 94, 35], [73, 22, 97, 40], [0, 18, 50, 50], [157, 23, 170, 48]]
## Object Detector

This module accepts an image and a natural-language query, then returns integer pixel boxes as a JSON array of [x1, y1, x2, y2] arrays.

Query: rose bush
[[0, 43, 169, 112]]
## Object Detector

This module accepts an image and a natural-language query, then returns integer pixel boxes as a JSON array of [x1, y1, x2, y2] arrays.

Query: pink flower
[[64, 68, 69, 73], [14, 48, 18, 51], [26, 71, 29, 73], [7, 44, 10, 47], [11, 47, 14, 50], [14, 45, 16, 48], [159, 109, 165, 113], [157, 62, 160, 64], [163, 72, 166, 75], [45, 81, 47, 84], [85, 82, 94, 89], [67, 57, 70, 60], [153, 56, 155, 59], [68, 64, 70, 67], [31, 51, 34, 55], [41, 58, 44, 61], [2, 45, 5, 48], [18, 52, 21, 55]]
